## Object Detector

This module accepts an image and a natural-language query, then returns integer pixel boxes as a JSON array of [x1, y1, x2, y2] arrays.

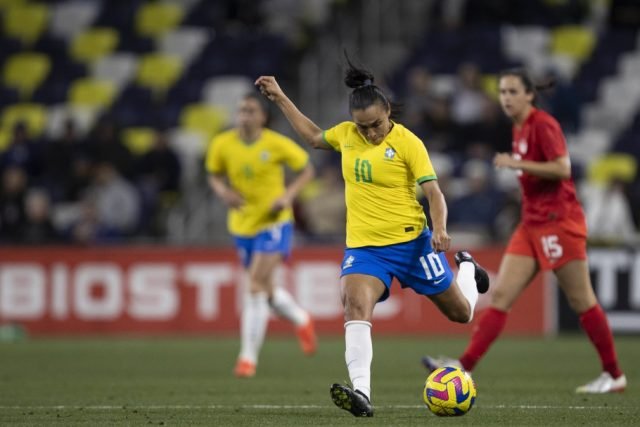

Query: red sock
[[459, 307, 507, 371], [579, 304, 623, 378]]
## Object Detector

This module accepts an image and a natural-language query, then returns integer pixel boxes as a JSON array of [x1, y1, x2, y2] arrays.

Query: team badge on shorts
[[343, 255, 355, 269]]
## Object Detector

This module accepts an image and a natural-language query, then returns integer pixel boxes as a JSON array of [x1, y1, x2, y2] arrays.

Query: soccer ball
[[423, 366, 476, 416]]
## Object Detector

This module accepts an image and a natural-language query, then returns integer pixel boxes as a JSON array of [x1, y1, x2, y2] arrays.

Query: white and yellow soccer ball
[[423, 366, 477, 416]]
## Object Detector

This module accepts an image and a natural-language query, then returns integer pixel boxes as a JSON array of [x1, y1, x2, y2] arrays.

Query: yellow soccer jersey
[[323, 121, 436, 247], [205, 128, 309, 237]]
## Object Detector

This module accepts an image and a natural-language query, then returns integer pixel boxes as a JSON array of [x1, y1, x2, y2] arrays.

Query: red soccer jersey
[[511, 108, 585, 225]]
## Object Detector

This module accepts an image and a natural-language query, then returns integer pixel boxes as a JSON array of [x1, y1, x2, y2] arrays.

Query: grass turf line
[[0, 336, 638, 426]]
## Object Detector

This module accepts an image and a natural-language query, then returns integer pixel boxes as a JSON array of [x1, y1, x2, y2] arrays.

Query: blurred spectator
[[88, 162, 141, 235], [423, 97, 455, 152], [137, 130, 181, 195], [460, 99, 513, 156], [136, 130, 182, 236], [542, 70, 581, 133], [402, 66, 437, 134], [21, 188, 58, 245], [0, 166, 28, 242], [448, 159, 503, 238], [0, 122, 41, 178], [43, 118, 91, 202], [450, 63, 489, 128], [66, 198, 119, 245], [301, 164, 346, 241], [86, 118, 134, 178]]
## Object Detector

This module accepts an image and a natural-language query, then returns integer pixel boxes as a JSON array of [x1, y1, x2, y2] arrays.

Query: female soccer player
[[255, 59, 489, 417], [422, 68, 627, 394], [206, 93, 317, 378]]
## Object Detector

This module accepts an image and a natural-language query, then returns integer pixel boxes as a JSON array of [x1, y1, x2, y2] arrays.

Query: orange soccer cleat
[[296, 318, 317, 356], [234, 358, 256, 378]]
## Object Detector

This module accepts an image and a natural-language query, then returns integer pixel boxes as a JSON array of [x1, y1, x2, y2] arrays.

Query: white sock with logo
[[269, 287, 309, 326], [344, 320, 373, 401], [239, 292, 270, 364], [456, 262, 479, 322]]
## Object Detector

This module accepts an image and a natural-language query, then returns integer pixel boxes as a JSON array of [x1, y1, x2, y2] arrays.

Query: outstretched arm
[[494, 153, 571, 180], [255, 76, 330, 150]]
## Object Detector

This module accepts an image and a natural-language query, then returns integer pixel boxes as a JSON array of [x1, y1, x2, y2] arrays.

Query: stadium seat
[[168, 127, 207, 185], [50, 0, 100, 40], [45, 104, 98, 138], [3, 3, 49, 46], [179, 103, 228, 140], [136, 54, 183, 96], [121, 127, 156, 154], [92, 53, 138, 91], [68, 78, 116, 110], [551, 26, 596, 63], [1, 103, 47, 137], [501, 26, 550, 63], [0, 0, 26, 10], [480, 74, 498, 100], [3, 52, 51, 99], [135, 2, 184, 38], [70, 27, 119, 63], [0, 127, 12, 152], [158, 27, 209, 65], [202, 75, 254, 116], [588, 153, 637, 185]]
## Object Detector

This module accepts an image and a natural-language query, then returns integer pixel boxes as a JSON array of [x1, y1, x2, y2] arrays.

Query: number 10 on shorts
[[420, 253, 445, 279]]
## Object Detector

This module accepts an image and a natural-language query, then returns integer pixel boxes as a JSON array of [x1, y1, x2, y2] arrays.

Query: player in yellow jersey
[[256, 57, 490, 417], [206, 93, 317, 378]]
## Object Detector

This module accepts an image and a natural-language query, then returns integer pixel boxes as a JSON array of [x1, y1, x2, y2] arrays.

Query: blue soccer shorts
[[233, 222, 293, 268], [340, 228, 454, 301]]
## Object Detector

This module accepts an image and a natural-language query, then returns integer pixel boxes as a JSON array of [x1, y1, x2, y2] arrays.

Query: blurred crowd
[[1, 0, 638, 247], [0, 117, 181, 245]]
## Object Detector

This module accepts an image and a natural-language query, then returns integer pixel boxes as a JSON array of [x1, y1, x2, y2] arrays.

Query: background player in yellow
[[206, 93, 317, 378], [256, 57, 490, 417]]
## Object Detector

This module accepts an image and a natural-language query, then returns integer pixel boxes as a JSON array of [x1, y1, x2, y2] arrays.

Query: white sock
[[344, 320, 373, 401], [239, 292, 269, 364], [269, 287, 309, 326], [457, 262, 479, 322]]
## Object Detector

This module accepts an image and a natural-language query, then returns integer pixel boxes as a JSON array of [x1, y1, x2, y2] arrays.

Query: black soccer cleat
[[330, 383, 373, 417], [455, 251, 490, 294]]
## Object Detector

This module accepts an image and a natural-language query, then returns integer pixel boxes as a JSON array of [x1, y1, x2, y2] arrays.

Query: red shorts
[[505, 217, 587, 270]]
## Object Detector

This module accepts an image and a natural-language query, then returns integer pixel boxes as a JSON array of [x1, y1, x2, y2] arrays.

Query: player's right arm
[[207, 174, 245, 209], [255, 76, 331, 150]]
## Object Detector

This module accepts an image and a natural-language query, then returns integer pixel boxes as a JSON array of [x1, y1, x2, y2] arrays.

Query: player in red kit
[[423, 68, 626, 393]]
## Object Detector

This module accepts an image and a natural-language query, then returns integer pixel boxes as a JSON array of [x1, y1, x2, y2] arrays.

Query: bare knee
[[248, 270, 270, 293], [343, 293, 372, 322], [491, 287, 514, 311], [566, 294, 596, 314], [446, 305, 471, 324]]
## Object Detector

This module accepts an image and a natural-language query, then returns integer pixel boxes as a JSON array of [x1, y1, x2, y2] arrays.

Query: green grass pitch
[[0, 335, 638, 426]]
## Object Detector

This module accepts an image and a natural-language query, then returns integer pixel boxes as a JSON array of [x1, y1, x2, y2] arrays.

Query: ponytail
[[344, 51, 395, 115]]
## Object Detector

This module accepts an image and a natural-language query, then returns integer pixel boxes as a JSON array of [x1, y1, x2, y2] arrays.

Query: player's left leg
[[330, 273, 385, 417], [234, 251, 281, 377], [555, 260, 626, 393]]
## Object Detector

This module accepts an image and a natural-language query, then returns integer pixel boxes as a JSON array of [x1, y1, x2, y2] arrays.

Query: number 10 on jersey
[[355, 158, 372, 183]]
